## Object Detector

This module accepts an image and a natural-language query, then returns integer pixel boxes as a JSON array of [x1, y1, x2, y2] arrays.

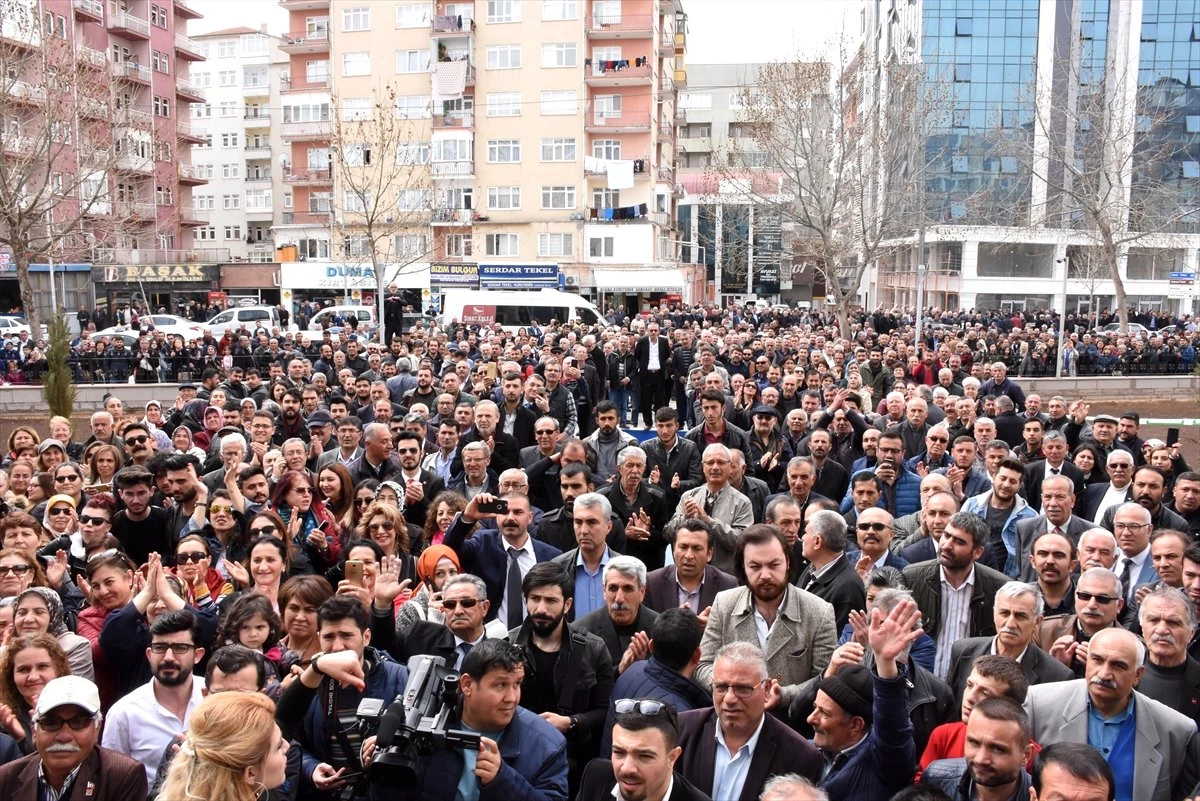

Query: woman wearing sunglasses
[[355, 502, 417, 583], [187, 489, 250, 580], [266, 471, 341, 577], [0, 634, 71, 755], [0, 549, 46, 602], [37, 493, 119, 588], [348, 480, 380, 533], [173, 535, 233, 605], [38, 494, 77, 544]]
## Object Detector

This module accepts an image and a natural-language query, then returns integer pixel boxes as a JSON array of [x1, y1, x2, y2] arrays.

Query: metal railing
[[175, 34, 205, 58], [109, 10, 150, 37], [90, 247, 230, 263], [585, 14, 654, 34]]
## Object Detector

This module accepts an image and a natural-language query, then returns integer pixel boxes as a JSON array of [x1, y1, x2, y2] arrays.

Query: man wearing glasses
[[102, 610, 206, 785], [675, 642, 821, 800], [1099, 468, 1188, 538], [1105, 502, 1165, 604], [1035, 568, 1127, 677], [0, 675, 146, 801]]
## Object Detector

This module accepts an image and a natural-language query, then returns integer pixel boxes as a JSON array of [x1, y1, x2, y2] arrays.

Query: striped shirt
[[934, 565, 976, 679]]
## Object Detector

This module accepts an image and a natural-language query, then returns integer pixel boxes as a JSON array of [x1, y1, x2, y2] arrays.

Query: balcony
[[73, 0, 103, 22], [652, 211, 671, 227], [432, 160, 473, 178], [108, 10, 150, 39], [280, 75, 330, 93], [658, 120, 675, 138], [432, 60, 476, 88], [91, 246, 229, 263], [245, 172, 272, 183], [179, 206, 209, 225], [278, 211, 331, 226], [80, 97, 109, 118], [244, 205, 273, 220], [586, 112, 652, 133], [175, 34, 205, 61], [244, 143, 271, 156], [111, 60, 151, 83], [586, 61, 652, 87], [243, 113, 271, 127], [124, 108, 153, 129], [8, 81, 46, 104], [242, 82, 270, 97], [659, 73, 675, 93], [116, 200, 157, 220], [178, 164, 207, 185], [432, 208, 473, 225], [78, 46, 108, 69], [280, 119, 332, 141], [586, 206, 649, 222], [176, 119, 206, 143], [283, 168, 331, 185], [173, 0, 203, 19], [432, 111, 473, 130], [280, 29, 329, 54], [176, 77, 205, 102], [586, 14, 654, 38], [674, 68, 687, 88], [114, 152, 154, 174], [432, 15, 474, 34], [279, 0, 330, 10]]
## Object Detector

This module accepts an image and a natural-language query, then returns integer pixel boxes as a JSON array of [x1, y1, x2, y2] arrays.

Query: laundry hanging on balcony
[[432, 61, 470, 103], [606, 159, 635, 189], [590, 203, 649, 221]]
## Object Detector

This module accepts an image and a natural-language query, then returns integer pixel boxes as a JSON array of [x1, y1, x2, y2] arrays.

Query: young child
[[214, 591, 286, 699]]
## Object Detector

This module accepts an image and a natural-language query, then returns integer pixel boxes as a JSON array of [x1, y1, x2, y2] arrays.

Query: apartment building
[[0, 0, 215, 317], [188, 26, 288, 264], [272, 0, 689, 312], [860, 0, 1200, 316]]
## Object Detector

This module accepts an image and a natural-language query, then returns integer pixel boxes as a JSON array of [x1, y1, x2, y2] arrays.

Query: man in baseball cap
[[0, 675, 146, 799]]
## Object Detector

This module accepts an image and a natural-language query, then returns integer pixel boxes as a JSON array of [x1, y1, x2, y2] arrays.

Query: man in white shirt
[[1086, 451, 1135, 523], [101, 610, 206, 784]]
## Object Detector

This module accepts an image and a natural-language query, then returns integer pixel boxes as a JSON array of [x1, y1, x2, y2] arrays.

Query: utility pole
[[915, 223, 926, 351], [1055, 257, 1068, 377]]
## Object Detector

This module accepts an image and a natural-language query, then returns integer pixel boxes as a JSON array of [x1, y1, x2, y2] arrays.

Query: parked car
[[204, 305, 281, 338], [89, 331, 140, 348], [0, 316, 47, 339], [1094, 322, 1149, 336], [95, 314, 203, 342]]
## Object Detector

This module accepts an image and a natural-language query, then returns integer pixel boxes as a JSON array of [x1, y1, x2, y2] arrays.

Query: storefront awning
[[593, 268, 684, 294]]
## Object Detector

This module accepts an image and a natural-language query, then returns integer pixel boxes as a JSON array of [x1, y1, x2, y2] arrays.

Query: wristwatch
[[310, 652, 326, 676]]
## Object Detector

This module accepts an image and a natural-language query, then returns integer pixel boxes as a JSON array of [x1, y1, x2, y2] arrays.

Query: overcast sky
[[188, 0, 855, 63]]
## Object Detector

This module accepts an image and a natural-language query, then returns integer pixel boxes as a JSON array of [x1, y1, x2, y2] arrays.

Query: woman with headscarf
[[38, 494, 77, 543], [11, 587, 93, 680], [393, 544, 461, 637], [193, 405, 224, 452], [171, 424, 208, 462]]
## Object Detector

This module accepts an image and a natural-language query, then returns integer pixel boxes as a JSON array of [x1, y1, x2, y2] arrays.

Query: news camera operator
[[360, 639, 568, 801]]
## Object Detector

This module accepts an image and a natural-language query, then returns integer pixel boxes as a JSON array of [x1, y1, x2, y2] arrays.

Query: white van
[[439, 289, 603, 331], [204, 305, 281, 338]]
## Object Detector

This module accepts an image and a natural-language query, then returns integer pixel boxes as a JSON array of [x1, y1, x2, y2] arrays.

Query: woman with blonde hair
[[159, 691, 289, 801]]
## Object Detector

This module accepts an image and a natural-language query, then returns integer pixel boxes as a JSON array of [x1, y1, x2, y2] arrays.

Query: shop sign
[[461, 304, 496, 325], [478, 263, 559, 290], [100, 264, 215, 282], [431, 262, 479, 288]]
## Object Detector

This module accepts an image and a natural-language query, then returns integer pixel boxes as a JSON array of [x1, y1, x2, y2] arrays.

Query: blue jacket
[[818, 671, 915, 801], [373, 706, 568, 801], [961, 490, 1037, 577], [839, 465, 922, 518], [297, 647, 408, 794], [443, 513, 562, 622], [600, 657, 711, 755]]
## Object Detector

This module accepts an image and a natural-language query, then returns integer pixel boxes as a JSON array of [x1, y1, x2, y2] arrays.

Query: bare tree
[[329, 84, 435, 343], [992, 41, 1198, 331], [710, 50, 951, 335], [0, 1, 143, 333]]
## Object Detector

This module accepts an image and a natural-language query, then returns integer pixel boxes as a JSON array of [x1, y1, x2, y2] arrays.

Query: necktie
[[506, 548, 524, 629], [704, 492, 715, 517], [1118, 558, 1135, 599], [1053, 526, 1064, 538], [1050, 467, 1060, 475], [456, 642, 472, 670]]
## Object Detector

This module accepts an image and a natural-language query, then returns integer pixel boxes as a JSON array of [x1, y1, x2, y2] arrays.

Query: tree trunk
[[15, 253, 41, 335], [834, 291, 850, 339], [1105, 240, 1129, 331]]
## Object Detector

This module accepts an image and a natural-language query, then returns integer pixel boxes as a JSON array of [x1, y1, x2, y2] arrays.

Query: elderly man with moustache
[[1024, 627, 1200, 801], [1135, 585, 1200, 727], [1015, 474, 1091, 582], [1036, 567, 1129, 677]]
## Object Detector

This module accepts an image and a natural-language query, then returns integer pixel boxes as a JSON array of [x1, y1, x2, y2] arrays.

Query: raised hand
[[45, 550, 69, 590], [868, 599, 924, 678]]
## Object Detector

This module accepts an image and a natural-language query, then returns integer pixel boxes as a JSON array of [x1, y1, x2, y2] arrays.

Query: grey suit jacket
[[1024, 679, 1200, 801], [696, 585, 837, 708], [669, 485, 753, 573], [946, 635, 1074, 702], [315, 446, 362, 471], [1015, 515, 1093, 581]]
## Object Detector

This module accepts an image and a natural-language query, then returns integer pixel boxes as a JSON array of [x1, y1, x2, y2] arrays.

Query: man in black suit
[[442, 492, 562, 626], [453, 400, 520, 475], [945, 581, 1074, 702], [389, 430, 444, 529], [1021, 431, 1085, 512], [796, 510, 866, 632], [675, 642, 822, 801], [634, 321, 671, 428], [576, 701, 711, 801], [1015, 474, 1092, 582], [395, 573, 492, 666], [645, 519, 738, 615], [575, 555, 659, 670], [1078, 449, 1136, 523]]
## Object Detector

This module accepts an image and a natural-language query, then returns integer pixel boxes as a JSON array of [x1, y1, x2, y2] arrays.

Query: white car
[[95, 314, 204, 342], [0, 316, 47, 339], [1094, 322, 1149, 336]]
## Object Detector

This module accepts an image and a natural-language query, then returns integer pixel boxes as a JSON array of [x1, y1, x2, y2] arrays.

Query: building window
[[433, 139, 472, 162], [343, 98, 372, 121], [153, 96, 171, 117], [593, 139, 621, 159], [217, 41, 236, 59], [343, 52, 371, 76], [589, 236, 614, 257], [398, 189, 431, 210], [195, 165, 213, 180], [487, 186, 521, 209], [343, 144, 371, 166], [343, 191, 368, 213], [219, 101, 239, 117], [342, 7, 370, 31], [192, 72, 211, 88], [487, 93, 521, 117], [222, 194, 241, 209], [191, 103, 211, 119], [151, 51, 169, 73], [149, 4, 166, 27], [395, 234, 428, 257], [485, 233, 519, 256], [678, 92, 712, 110], [396, 49, 430, 74], [224, 225, 243, 240], [542, 0, 577, 20], [222, 163, 241, 179], [396, 142, 431, 164], [541, 186, 576, 209], [306, 60, 330, 84], [593, 188, 619, 208], [487, 139, 521, 163], [218, 70, 237, 86], [954, 64, 971, 82], [195, 195, 214, 209], [538, 233, 572, 257], [395, 3, 430, 28], [195, 227, 216, 241], [395, 96, 430, 119], [540, 90, 576, 116], [221, 132, 240, 148], [194, 135, 212, 149], [155, 185, 173, 205], [486, 45, 521, 70], [542, 43, 577, 68], [487, 0, 520, 23], [541, 137, 576, 161], [446, 234, 472, 256]]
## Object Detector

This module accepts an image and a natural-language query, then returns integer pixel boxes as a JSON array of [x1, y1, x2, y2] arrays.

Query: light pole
[[915, 223, 926, 352], [1055, 257, 1068, 377]]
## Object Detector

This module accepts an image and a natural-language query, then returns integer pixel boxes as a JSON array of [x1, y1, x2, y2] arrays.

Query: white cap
[[35, 676, 101, 718]]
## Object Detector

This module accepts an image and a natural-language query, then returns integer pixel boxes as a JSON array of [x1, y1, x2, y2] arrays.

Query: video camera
[[356, 655, 481, 783]]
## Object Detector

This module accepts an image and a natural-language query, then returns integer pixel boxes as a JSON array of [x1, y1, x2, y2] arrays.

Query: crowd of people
[[0, 296, 1195, 801]]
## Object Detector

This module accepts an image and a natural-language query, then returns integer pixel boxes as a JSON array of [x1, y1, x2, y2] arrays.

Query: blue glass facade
[[1132, 0, 1200, 233], [921, 0, 1040, 225]]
